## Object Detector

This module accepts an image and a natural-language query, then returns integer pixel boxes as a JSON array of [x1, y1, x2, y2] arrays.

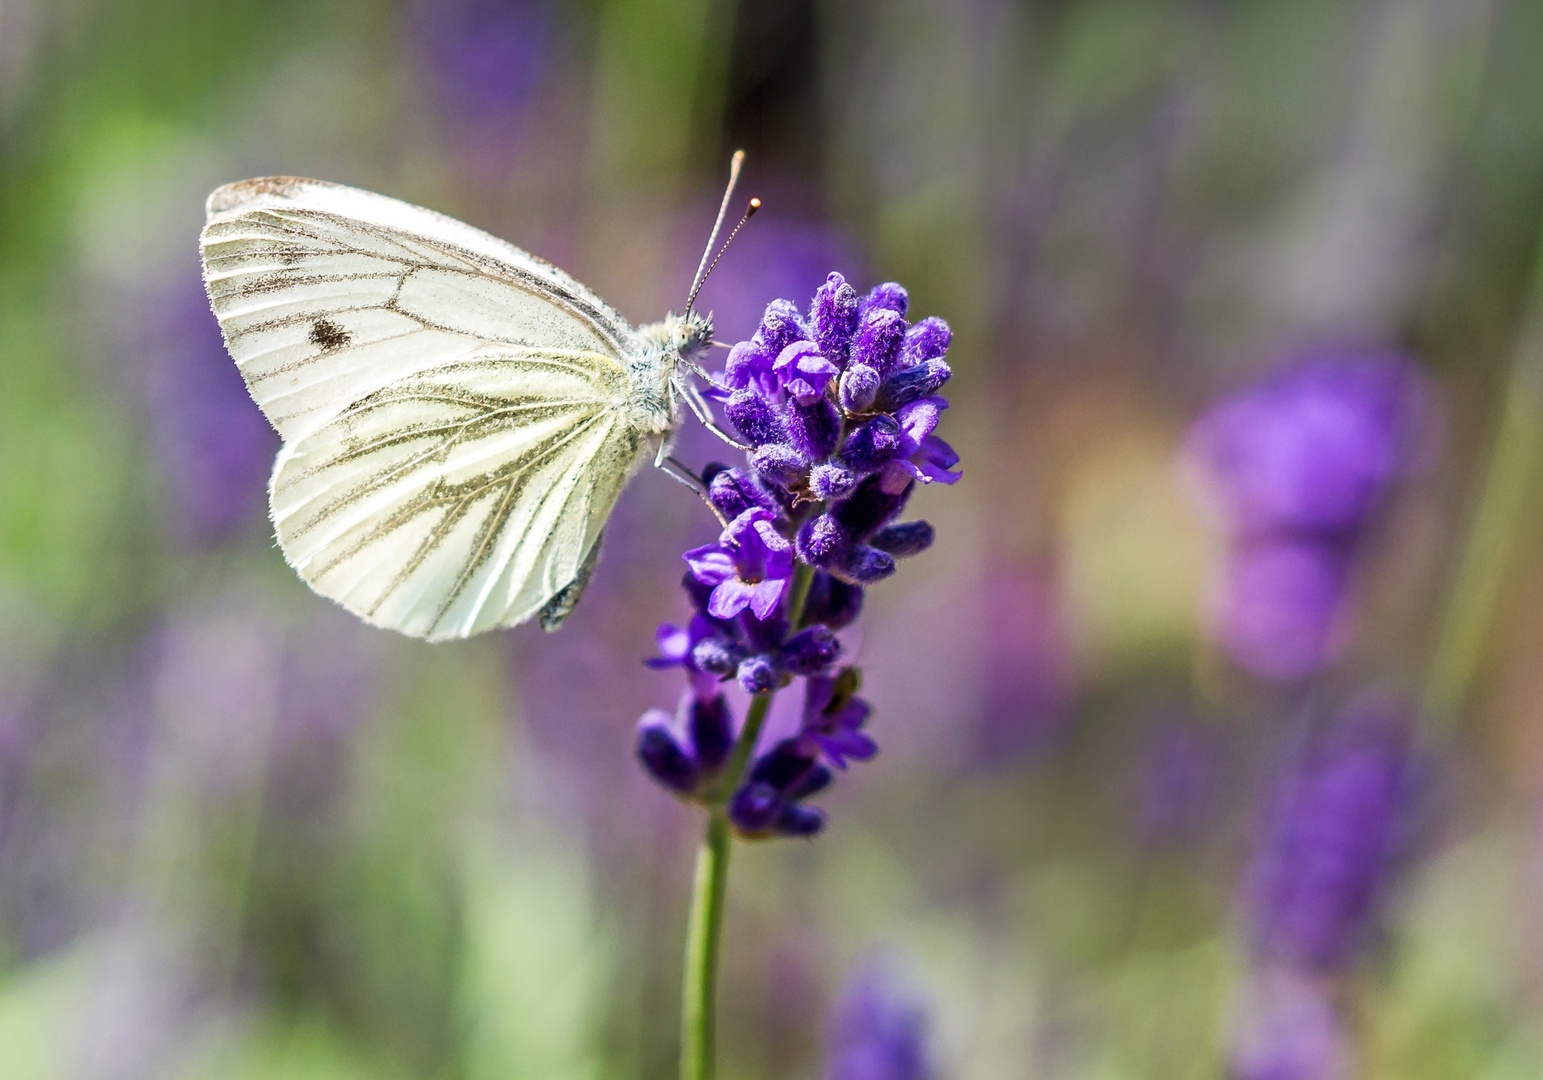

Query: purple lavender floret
[[1186, 350, 1433, 681], [684, 508, 794, 621], [635, 272, 960, 838], [824, 956, 934, 1080], [799, 668, 876, 769], [1241, 701, 1417, 974]]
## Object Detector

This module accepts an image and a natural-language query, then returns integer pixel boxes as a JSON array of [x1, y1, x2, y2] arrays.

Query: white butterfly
[[199, 162, 753, 641]]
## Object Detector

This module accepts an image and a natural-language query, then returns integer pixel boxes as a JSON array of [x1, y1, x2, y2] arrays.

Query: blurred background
[[3, 0, 1543, 1077]]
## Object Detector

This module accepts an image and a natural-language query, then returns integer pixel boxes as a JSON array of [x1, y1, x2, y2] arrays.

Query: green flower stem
[[1423, 238, 1543, 730], [680, 808, 732, 1080], [680, 562, 816, 1080], [786, 560, 816, 630]]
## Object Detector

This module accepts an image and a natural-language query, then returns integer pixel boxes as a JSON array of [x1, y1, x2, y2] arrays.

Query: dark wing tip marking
[[206, 176, 316, 216], [309, 318, 352, 351]]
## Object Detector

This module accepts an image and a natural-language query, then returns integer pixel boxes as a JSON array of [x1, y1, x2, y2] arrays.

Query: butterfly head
[[670, 310, 714, 369], [631, 311, 715, 433]]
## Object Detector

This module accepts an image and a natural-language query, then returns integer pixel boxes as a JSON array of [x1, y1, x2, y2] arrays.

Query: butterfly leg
[[678, 375, 752, 452], [656, 452, 730, 527]]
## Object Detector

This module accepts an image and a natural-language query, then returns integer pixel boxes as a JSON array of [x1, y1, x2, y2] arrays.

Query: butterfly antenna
[[685, 197, 760, 317], [686, 150, 746, 315]]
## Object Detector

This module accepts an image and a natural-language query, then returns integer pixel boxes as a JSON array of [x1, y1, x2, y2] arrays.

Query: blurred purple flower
[[144, 282, 277, 544], [1230, 972, 1348, 1080], [1186, 350, 1435, 681], [1187, 352, 1431, 539], [406, 0, 549, 124], [825, 956, 933, 1080], [1242, 701, 1416, 973], [1209, 538, 1352, 682]]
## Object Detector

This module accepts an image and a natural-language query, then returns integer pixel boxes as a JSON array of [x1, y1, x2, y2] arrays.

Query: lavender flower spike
[[1242, 700, 1416, 973], [637, 269, 960, 841], [1186, 350, 1435, 682], [825, 957, 934, 1080]]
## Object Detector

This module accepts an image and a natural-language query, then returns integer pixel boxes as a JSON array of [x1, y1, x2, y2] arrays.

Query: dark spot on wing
[[310, 318, 351, 351]]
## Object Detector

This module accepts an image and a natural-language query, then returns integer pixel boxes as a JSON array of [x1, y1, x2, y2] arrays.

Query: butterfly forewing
[[200, 177, 636, 442], [199, 177, 660, 639]]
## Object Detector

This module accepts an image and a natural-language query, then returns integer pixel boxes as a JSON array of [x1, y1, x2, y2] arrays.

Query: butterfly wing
[[199, 175, 638, 442], [271, 348, 647, 641], [199, 177, 654, 639]]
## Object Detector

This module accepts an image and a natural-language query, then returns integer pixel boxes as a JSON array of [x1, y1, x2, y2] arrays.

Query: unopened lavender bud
[[750, 444, 806, 486], [780, 626, 842, 675], [838, 415, 904, 474], [901, 316, 951, 365], [728, 782, 782, 832], [839, 363, 881, 412], [708, 467, 776, 519], [875, 359, 952, 412], [726, 388, 786, 447], [870, 521, 934, 558], [785, 396, 842, 463], [691, 636, 741, 675], [775, 804, 825, 837], [689, 693, 734, 772], [811, 272, 860, 364], [637, 713, 699, 794], [809, 462, 858, 501], [834, 545, 896, 585], [737, 654, 779, 694], [851, 308, 908, 376], [756, 298, 807, 356], [860, 281, 909, 319], [801, 573, 864, 630], [797, 514, 849, 567]]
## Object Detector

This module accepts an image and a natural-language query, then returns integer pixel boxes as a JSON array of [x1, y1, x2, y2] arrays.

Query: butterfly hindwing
[[271, 348, 648, 641]]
